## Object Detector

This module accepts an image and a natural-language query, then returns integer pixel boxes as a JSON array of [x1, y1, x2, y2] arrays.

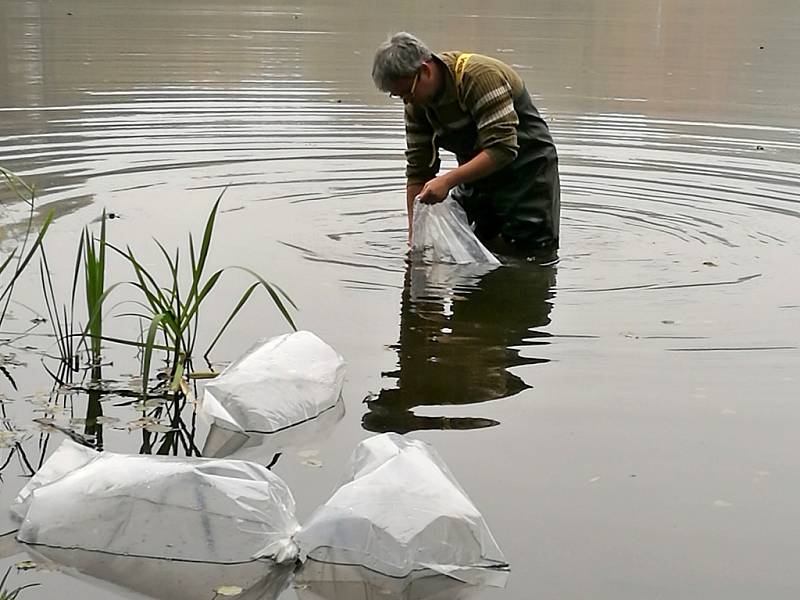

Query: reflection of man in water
[[372, 32, 561, 251], [363, 260, 556, 433]]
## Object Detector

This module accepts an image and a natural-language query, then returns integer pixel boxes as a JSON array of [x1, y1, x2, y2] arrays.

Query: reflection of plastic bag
[[24, 546, 295, 600], [409, 260, 499, 304], [201, 330, 346, 435], [411, 196, 500, 265], [295, 559, 476, 600], [295, 433, 509, 587], [203, 395, 346, 461], [13, 440, 300, 564], [0, 532, 18, 560]]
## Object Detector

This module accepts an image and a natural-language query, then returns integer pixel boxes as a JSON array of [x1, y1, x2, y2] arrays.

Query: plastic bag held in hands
[[410, 195, 500, 265]]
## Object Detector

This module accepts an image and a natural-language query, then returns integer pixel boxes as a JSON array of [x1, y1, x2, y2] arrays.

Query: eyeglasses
[[389, 70, 420, 101]]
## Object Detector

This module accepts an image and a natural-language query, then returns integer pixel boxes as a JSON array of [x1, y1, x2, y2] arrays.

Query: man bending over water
[[372, 32, 561, 252]]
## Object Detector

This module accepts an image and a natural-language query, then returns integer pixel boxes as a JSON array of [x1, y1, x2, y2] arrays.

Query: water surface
[[1, 1, 799, 599]]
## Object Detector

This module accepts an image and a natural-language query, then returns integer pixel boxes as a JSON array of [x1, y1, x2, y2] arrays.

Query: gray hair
[[372, 32, 433, 92]]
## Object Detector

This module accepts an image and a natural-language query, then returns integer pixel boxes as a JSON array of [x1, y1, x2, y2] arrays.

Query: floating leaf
[[32, 404, 64, 414], [132, 398, 166, 410], [213, 585, 243, 596], [298, 449, 319, 459], [15, 560, 37, 570], [144, 423, 174, 433], [188, 370, 219, 380], [32, 417, 56, 431], [301, 458, 323, 468], [126, 417, 157, 430], [0, 430, 29, 447]]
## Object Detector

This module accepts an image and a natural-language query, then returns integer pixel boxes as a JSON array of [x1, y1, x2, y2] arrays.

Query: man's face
[[387, 63, 432, 105]]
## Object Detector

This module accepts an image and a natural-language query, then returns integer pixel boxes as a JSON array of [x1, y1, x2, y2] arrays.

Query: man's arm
[[403, 103, 438, 244], [418, 59, 521, 204], [415, 150, 500, 204]]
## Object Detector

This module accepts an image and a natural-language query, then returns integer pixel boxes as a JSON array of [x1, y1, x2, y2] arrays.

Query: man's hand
[[416, 176, 452, 204]]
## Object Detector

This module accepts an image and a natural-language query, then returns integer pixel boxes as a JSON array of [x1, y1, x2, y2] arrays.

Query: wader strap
[[454, 53, 474, 111], [455, 53, 474, 88]]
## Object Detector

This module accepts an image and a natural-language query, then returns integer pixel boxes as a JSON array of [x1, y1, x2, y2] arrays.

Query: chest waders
[[437, 54, 561, 250]]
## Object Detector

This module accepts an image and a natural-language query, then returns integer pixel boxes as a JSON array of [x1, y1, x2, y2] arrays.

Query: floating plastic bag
[[201, 330, 346, 436], [11, 436, 508, 589], [411, 196, 500, 265], [13, 440, 300, 564], [11, 437, 96, 522], [295, 433, 509, 587]]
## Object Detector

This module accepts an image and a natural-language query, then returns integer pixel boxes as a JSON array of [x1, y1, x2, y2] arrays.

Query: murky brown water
[[1, 1, 800, 598]]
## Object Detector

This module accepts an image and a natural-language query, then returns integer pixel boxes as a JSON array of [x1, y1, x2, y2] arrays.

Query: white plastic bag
[[13, 440, 300, 564], [201, 330, 346, 435], [11, 436, 508, 589], [295, 433, 509, 587], [11, 436, 96, 522], [411, 196, 500, 265]]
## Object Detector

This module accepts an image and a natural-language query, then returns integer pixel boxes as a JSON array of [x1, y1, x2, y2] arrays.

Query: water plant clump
[[0, 564, 39, 600], [0, 168, 53, 346], [16, 174, 298, 457]]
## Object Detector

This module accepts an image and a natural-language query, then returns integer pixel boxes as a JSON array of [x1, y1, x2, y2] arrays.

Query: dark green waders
[[443, 88, 561, 251]]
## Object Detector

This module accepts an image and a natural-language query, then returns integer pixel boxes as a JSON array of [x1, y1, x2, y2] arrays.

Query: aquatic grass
[[0, 565, 39, 600], [108, 191, 297, 399], [0, 168, 54, 334], [34, 190, 296, 455], [83, 210, 107, 373]]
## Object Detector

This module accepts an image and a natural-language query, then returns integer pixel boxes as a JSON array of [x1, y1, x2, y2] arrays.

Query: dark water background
[[1, 1, 799, 598]]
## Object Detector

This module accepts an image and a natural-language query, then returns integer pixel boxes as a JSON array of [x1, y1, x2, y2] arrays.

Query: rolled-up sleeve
[[404, 104, 440, 184]]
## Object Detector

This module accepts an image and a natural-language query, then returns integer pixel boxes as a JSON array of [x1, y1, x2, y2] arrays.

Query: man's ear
[[420, 61, 433, 80]]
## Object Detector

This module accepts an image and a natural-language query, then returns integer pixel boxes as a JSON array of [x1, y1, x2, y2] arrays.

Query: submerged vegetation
[[0, 168, 53, 349], [0, 564, 38, 600], [1, 168, 297, 458]]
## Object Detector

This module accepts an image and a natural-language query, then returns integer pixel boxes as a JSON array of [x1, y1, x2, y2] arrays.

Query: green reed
[[0, 566, 39, 600], [109, 190, 297, 400], [84, 210, 107, 374], [7, 169, 296, 455], [40, 190, 295, 454], [0, 168, 53, 335]]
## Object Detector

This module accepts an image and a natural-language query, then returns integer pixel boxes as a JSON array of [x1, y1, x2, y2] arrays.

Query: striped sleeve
[[460, 64, 519, 167], [404, 104, 440, 184]]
